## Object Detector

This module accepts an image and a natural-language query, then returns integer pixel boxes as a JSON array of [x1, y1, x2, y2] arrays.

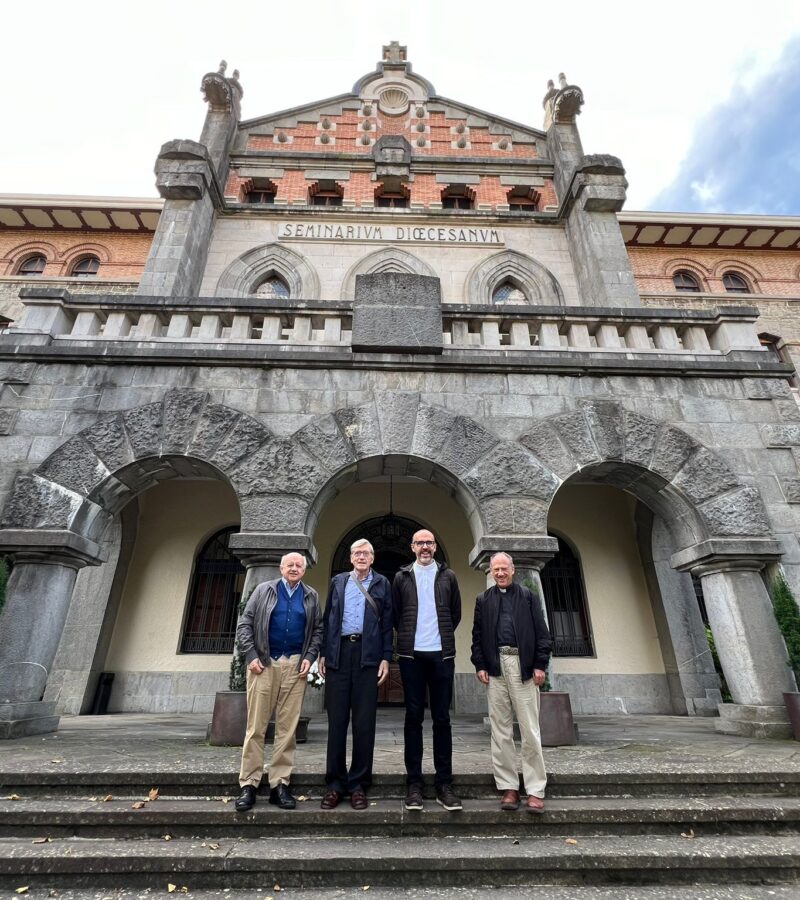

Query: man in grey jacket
[[235, 552, 322, 812]]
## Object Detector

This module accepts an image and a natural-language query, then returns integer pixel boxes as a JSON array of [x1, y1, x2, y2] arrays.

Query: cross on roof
[[382, 42, 407, 63]]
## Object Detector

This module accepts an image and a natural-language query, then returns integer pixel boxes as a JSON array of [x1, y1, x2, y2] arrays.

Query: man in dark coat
[[471, 551, 553, 813], [392, 528, 462, 811], [319, 538, 393, 810]]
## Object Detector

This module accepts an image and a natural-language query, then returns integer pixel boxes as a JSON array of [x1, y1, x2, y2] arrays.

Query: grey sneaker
[[436, 785, 462, 811], [404, 785, 424, 810]]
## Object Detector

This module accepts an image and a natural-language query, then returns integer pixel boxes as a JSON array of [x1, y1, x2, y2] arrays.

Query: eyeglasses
[[351, 550, 373, 557], [412, 540, 436, 547]]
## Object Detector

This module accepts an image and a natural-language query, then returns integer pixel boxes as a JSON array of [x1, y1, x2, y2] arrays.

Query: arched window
[[672, 270, 701, 293], [181, 527, 245, 654], [255, 275, 290, 299], [492, 280, 527, 304], [16, 254, 46, 276], [71, 256, 100, 278], [722, 271, 750, 294], [540, 535, 594, 657]]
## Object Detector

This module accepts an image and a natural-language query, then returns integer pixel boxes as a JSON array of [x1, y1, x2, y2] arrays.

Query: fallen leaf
[[681, 828, 695, 839], [50, 759, 63, 764], [87, 796, 98, 802], [167, 885, 177, 894], [15, 887, 29, 894], [32, 837, 53, 844], [221, 797, 231, 804], [102, 795, 113, 802], [362, 887, 371, 892], [180, 889, 188, 895], [565, 838, 578, 845], [273, 885, 282, 893], [208, 843, 220, 850], [7, 794, 21, 801], [296, 795, 307, 802], [512, 839, 519, 845], [132, 801, 146, 810], [148, 788, 160, 802], [163, 834, 172, 841]]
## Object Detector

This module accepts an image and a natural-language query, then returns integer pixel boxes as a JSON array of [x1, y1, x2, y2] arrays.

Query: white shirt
[[413, 561, 442, 651]]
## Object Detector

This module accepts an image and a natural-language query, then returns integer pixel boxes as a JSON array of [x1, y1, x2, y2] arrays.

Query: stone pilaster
[[0, 529, 104, 738]]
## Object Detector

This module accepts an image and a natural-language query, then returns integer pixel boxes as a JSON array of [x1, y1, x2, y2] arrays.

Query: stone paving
[[0, 711, 797, 780]]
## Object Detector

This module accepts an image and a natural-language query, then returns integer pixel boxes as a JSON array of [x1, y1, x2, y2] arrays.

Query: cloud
[[649, 37, 800, 215]]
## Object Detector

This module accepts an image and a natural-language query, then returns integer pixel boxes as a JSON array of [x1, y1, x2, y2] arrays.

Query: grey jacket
[[235, 578, 323, 672]]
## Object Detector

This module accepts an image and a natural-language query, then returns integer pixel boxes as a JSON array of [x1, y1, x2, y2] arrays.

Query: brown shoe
[[320, 789, 342, 810], [500, 789, 520, 811], [350, 789, 368, 810], [526, 794, 545, 814]]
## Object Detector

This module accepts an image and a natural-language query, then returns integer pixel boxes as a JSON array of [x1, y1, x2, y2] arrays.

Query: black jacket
[[321, 570, 394, 670], [471, 582, 552, 682], [392, 562, 461, 659]]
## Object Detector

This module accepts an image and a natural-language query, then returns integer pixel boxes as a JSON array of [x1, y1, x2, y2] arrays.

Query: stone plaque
[[352, 273, 442, 354]]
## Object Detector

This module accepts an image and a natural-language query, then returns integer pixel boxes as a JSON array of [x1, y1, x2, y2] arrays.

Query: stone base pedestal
[[714, 703, 792, 739], [0, 701, 60, 739]]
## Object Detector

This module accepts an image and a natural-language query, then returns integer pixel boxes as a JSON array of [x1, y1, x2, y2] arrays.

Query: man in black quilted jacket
[[392, 528, 462, 812]]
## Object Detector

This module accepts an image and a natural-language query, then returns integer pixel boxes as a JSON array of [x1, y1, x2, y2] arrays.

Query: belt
[[499, 645, 519, 656], [342, 634, 362, 642]]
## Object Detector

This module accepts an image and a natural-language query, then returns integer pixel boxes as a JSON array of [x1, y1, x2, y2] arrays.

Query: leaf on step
[[7, 794, 21, 801], [132, 801, 146, 810], [163, 834, 172, 841], [512, 839, 519, 845], [296, 795, 307, 802], [14, 888, 28, 895], [180, 889, 188, 895], [221, 797, 231, 804], [565, 838, 578, 845], [681, 828, 695, 839], [208, 843, 220, 850], [102, 795, 113, 802], [273, 885, 282, 892], [50, 759, 63, 764], [167, 885, 177, 894], [362, 887, 371, 891], [32, 837, 53, 844], [148, 788, 160, 801]]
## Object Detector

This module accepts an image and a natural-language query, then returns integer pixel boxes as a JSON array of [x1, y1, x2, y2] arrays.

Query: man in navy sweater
[[235, 552, 322, 812], [319, 538, 393, 810]]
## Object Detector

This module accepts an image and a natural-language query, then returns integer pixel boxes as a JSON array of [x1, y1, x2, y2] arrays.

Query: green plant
[[0, 556, 8, 617], [771, 573, 800, 686], [705, 625, 731, 702]]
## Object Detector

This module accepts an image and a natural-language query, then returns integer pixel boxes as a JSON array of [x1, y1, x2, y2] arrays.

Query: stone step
[[0, 834, 798, 889], [2, 769, 799, 798], [1, 796, 799, 840]]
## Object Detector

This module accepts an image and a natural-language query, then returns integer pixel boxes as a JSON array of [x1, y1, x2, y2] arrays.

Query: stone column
[[672, 538, 793, 738], [0, 529, 104, 738], [228, 532, 321, 714]]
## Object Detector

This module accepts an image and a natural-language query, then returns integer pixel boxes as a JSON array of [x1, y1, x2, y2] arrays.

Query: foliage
[[705, 626, 731, 703], [771, 573, 800, 685], [0, 556, 8, 617], [229, 586, 252, 692]]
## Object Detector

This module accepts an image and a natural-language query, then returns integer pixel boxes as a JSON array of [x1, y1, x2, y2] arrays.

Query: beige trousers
[[238, 654, 307, 789], [487, 653, 547, 798]]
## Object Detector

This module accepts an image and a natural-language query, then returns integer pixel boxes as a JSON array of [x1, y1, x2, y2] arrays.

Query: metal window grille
[[181, 528, 245, 654], [540, 538, 594, 657]]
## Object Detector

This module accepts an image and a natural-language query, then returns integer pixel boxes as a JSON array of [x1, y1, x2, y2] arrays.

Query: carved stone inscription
[[280, 222, 503, 245]]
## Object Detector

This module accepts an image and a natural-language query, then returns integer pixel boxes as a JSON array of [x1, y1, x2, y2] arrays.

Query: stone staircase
[[0, 769, 799, 893]]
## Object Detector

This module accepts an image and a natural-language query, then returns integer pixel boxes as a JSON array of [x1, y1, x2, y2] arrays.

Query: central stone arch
[[341, 248, 437, 301]]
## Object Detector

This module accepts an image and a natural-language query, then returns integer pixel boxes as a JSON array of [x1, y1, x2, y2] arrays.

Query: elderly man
[[392, 528, 462, 811], [319, 538, 393, 810], [234, 551, 322, 812], [471, 552, 552, 813]]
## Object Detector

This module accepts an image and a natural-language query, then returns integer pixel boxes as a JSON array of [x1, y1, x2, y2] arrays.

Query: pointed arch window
[[540, 535, 594, 657], [16, 254, 46, 276], [492, 280, 527, 304], [181, 527, 245, 654], [255, 275, 290, 299]]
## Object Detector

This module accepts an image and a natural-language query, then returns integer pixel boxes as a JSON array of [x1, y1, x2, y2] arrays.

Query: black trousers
[[324, 638, 379, 794], [398, 651, 454, 788]]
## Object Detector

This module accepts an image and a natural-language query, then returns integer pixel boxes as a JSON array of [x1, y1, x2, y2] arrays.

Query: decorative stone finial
[[202, 61, 243, 113], [542, 72, 584, 129], [218, 60, 227, 75], [382, 41, 407, 63]]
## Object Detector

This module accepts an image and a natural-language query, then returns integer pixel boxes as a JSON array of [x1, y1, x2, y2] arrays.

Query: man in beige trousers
[[471, 552, 553, 813], [235, 552, 322, 812]]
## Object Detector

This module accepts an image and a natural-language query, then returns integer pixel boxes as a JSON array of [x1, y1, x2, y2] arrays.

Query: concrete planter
[[207, 691, 310, 746], [784, 692, 800, 741], [540, 691, 577, 746]]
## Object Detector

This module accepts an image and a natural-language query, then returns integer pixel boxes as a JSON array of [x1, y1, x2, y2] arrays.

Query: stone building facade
[[1, 45, 799, 739]]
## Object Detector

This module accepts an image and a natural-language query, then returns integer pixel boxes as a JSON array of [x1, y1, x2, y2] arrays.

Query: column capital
[[671, 537, 782, 576], [469, 535, 558, 572], [0, 529, 104, 569], [228, 532, 318, 568]]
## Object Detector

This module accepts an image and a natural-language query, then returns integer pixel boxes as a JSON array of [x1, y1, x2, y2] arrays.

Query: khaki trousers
[[487, 653, 547, 798], [238, 654, 307, 790]]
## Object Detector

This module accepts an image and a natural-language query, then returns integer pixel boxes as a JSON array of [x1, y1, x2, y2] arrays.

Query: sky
[[3, 0, 800, 215]]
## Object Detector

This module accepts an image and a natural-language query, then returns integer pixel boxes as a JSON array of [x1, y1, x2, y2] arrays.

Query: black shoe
[[436, 785, 463, 811], [269, 783, 297, 810], [235, 785, 257, 812], [404, 785, 424, 810]]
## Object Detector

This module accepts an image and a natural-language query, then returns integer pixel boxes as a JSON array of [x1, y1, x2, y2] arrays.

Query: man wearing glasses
[[318, 539, 393, 810], [392, 529, 462, 811]]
